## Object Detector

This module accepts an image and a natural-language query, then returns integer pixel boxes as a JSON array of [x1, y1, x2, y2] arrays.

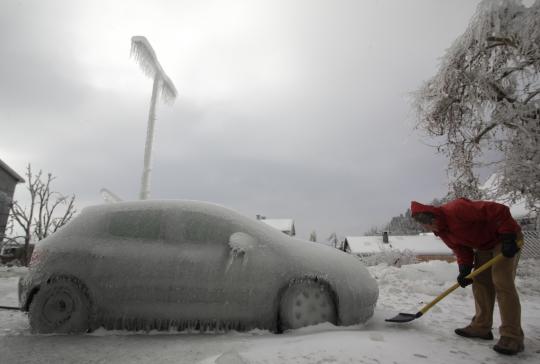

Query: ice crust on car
[[21, 200, 378, 333], [227, 232, 257, 270]]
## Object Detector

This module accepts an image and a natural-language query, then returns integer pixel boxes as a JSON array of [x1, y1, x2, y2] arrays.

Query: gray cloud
[[1, 0, 480, 239]]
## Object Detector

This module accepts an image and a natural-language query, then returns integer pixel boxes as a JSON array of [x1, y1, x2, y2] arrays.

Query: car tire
[[29, 276, 91, 334], [279, 280, 337, 331]]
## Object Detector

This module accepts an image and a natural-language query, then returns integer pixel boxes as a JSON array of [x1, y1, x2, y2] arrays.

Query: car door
[[91, 208, 174, 319], [162, 209, 254, 322]]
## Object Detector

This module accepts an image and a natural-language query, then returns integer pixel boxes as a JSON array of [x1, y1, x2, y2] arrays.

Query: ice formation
[[226, 232, 257, 271], [20, 200, 378, 333]]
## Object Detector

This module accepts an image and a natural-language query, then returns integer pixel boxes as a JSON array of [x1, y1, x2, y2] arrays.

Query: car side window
[[166, 211, 233, 244], [108, 210, 162, 240]]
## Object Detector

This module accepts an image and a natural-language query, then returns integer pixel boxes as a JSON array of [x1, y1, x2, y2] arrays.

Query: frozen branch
[[414, 0, 540, 207], [6, 164, 77, 265]]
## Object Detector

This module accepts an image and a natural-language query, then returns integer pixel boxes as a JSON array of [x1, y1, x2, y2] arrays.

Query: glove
[[500, 233, 519, 258], [457, 265, 473, 288]]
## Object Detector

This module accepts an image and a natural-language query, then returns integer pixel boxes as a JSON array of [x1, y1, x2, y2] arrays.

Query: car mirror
[[228, 232, 257, 257]]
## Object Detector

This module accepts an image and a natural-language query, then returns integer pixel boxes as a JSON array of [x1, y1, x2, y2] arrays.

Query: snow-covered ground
[[1, 260, 539, 364]]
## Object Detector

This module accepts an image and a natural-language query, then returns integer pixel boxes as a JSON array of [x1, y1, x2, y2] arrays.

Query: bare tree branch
[[6, 164, 77, 265], [524, 89, 540, 104]]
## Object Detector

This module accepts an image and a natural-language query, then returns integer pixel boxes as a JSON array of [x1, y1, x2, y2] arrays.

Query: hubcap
[[42, 290, 75, 326], [289, 286, 334, 327]]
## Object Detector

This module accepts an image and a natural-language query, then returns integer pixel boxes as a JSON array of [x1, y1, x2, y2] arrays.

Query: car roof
[[83, 200, 234, 215], [81, 200, 277, 235]]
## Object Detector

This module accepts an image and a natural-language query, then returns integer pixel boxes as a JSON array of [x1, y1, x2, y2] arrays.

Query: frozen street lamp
[[131, 36, 177, 200]]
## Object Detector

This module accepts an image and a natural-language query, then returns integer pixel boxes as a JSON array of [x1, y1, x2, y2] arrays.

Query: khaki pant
[[470, 242, 524, 343]]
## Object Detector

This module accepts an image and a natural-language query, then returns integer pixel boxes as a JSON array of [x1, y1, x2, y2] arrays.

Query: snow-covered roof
[[345, 236, 381, 255], [260, 219, 295, 234], [346, 234, 452, 255]]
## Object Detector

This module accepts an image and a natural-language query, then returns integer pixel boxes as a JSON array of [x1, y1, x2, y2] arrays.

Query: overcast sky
[[1, 0, 482, 240]]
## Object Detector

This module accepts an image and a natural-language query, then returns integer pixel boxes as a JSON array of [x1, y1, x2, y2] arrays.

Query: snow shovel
[[386, 239, 524, 323]]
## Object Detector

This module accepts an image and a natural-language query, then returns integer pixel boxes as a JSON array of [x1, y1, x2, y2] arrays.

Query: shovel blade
[[385, 312, 422, 323]]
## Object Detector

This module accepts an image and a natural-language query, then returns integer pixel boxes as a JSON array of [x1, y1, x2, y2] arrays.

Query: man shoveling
[[411, 198, 524, 356]]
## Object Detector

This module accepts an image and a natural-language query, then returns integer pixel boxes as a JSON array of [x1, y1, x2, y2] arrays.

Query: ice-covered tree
[[309, 230, 317, 242], [8, 165, 76, 265], [384, 209, 423, 235], [378, 198, 447, 235], [326, 232, 340, 248], [415, 0, 540, 211]]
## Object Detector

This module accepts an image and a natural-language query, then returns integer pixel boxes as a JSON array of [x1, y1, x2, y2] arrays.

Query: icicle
[[130, 36, 178, 102], [130, 36, 159, 80]]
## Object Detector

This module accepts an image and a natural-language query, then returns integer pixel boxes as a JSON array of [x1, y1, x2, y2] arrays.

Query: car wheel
[[279, 280, 337, 331], [29, 276, 91, 334]]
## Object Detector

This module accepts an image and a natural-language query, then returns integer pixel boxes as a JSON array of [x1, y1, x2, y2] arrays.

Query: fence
[[522, 231, 540, 259]]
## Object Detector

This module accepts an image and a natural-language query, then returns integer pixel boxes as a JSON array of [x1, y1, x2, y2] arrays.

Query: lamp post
[[131, 36, 177, 200]]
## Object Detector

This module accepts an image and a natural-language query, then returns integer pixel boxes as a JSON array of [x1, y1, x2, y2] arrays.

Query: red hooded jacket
[[410, 198, 521, 266]]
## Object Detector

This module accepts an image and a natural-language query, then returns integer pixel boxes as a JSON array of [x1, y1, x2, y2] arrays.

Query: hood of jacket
[[410, 201, 442, 218]]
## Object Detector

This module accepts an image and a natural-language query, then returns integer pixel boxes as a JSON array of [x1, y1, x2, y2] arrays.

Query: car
[[0, 242, 33, 265], [19, 200, 379, 334], [0, 244, 19, 265]]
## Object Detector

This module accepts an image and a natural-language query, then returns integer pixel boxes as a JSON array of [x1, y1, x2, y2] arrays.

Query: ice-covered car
[[19, 200, 378, 333]]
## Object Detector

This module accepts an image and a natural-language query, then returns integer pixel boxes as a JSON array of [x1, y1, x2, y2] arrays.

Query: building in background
[[256, 215, 296, 237], [0, 159, 24, 243], [344, 233, 454, 262]]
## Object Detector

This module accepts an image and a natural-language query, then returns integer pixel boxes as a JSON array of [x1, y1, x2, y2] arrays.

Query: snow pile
[[0, 265, 28, 278], [357, 249, 418, 267], [370, 260, 473, 324], [214, 351, 249, 364], [0, 265, 28, 307]]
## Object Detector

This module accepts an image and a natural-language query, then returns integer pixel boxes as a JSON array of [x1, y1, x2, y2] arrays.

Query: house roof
[[260, 219, 295, 233], [0, 159, 24, 183], [346, 233, 453, 255]]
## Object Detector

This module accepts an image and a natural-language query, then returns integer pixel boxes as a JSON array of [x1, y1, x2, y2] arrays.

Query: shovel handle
[[418, 238, 523, 315]]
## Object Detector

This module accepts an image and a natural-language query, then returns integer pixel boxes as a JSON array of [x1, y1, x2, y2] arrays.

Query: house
[[0, 241, 34, 265], [256, 215, 296, 236], [343, 233, 454, 262], [0, 159, 25, 243], [345, 231, 540, 261]]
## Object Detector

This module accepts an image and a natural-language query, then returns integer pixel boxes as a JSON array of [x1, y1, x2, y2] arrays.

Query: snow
[[347, 234, 453, 255], [259, 219, 295, 235], [2, 259, 539, 363]]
